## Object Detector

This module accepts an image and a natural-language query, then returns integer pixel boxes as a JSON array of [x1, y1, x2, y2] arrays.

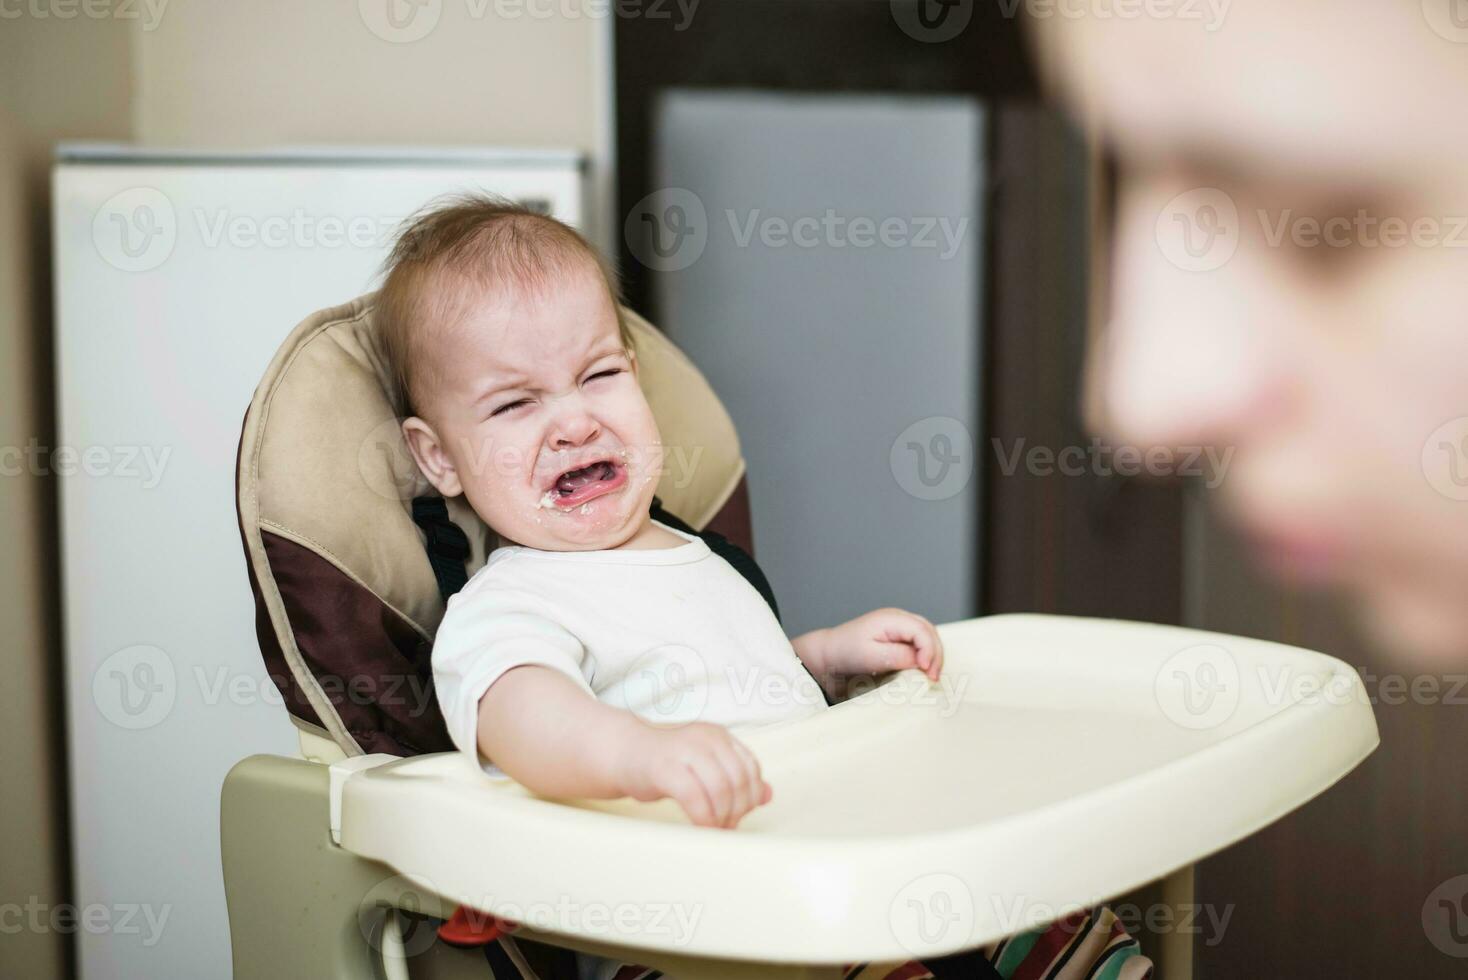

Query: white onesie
[[431, 519, 829, 980], [432, 519, 828, 776]]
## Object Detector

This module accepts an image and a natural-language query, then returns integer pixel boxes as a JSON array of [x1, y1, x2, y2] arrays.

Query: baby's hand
[[818, 607, 945, 682], [614, 722, 772, 829]]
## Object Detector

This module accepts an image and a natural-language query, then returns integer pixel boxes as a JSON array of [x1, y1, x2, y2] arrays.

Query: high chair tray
[[335, 613, 1377, 964]]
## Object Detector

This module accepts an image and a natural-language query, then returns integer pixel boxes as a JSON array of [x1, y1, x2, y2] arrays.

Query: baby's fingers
[[921, 618, 945, 679], [894, 612, 943, 680], [874, 638, 923, 672], [664, 763, 721, 828], [728, 738, 774, 814], [927, 624, 945, 679], [709, 740, 759, 827], [684, 752, 736, 828]]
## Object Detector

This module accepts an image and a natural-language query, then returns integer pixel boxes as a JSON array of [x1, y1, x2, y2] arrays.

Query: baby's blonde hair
[[376, 193, 633, 417]]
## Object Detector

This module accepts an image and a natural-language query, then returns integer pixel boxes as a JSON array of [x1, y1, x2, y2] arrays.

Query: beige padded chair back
[[237, 293, 744, 756]]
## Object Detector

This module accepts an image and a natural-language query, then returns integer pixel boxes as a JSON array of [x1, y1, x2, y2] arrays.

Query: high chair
[[225, 294, 1379, 979]]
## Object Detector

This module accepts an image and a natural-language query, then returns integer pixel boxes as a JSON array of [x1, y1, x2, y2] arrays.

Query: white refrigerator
[[52, 146, 585, 979]]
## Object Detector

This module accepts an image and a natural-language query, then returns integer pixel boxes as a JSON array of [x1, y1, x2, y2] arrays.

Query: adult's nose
[[1095, 180, 1292, 454]]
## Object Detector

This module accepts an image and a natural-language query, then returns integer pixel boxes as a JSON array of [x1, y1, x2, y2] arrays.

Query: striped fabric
[[609, 967, 664, 980], [844, 960, 941, 979], [981, 908, 1152, 980], [474, 905, 1152, 980], [842, 906, 1153, 980]]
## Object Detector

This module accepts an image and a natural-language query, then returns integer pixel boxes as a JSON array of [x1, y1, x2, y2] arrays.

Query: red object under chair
[[437, 904, 504, 947]]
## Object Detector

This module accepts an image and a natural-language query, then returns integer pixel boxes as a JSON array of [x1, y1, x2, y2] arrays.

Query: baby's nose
[[550, 410, 600, 449]]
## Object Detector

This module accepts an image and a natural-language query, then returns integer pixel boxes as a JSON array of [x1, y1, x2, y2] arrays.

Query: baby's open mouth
[[540, 456, 628, 509], [553, 459, 617, 496]]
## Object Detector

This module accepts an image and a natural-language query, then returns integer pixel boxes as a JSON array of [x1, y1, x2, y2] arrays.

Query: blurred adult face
[[1031, 2, 1468, 661]]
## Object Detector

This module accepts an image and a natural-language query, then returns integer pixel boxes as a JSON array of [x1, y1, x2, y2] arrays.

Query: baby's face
[[403, 261, 664, 551]]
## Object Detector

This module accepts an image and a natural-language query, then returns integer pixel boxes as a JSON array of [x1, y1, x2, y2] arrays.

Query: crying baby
[[380, 194, 945, 830]]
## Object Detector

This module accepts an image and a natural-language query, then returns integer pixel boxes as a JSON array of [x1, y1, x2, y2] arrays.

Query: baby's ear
[[401, 416, 463, 497]]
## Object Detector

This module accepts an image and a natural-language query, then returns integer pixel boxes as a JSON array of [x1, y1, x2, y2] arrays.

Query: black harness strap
[[411, 496, 471, 604]]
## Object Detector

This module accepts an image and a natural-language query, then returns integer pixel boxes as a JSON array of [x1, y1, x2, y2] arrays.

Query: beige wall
[[132, 0, 611, 247], [1, 4, 603, 977], [1, 12, 134, 977], [133, 0, 601, 148]]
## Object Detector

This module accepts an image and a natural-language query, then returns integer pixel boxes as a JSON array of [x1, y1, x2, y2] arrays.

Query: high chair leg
[[221, 754, 481, 980], [1158, 866, 1195, 979]]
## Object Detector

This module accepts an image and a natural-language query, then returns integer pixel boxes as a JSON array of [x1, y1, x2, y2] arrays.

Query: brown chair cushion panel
[[704, 476, 753, 557], [261, 529, 453, 757], [251, 488, 758, 757]]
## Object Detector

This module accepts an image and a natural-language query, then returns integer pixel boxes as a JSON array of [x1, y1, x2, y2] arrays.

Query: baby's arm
[[473, 665, 772, 829]]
